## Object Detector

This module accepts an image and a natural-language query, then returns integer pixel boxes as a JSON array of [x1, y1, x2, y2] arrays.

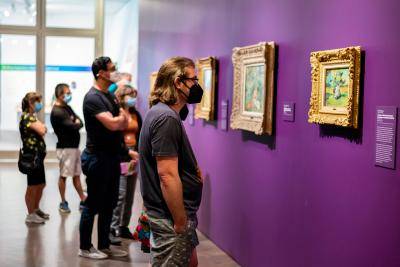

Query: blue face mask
[[34, 102, 43, 113], [108, 83, 118, 94], [125, 97, 137, 107], [64, 94, 72, 104]]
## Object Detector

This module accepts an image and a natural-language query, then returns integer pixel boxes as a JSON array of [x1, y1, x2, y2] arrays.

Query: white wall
[[104, 0, 139, 87]]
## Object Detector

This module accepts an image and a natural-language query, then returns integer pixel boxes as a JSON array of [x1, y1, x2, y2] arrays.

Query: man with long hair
[[139, 57, 204, 266]]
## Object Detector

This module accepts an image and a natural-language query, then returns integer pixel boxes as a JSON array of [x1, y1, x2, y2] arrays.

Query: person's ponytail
[[21, 92, 42, 113], [21, 95, 30, 112]]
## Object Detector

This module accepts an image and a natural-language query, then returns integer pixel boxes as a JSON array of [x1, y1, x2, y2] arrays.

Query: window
[[0, 0, 103, 151], [44, 36, 95, 132], [0, 0, 138, 152], [0, 0, 37, 27], [46, 0, 95, 29], [0, 34, 36, 136]]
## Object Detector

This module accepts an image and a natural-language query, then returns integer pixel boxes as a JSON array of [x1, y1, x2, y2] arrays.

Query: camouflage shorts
[[148, 216, 199, 267]]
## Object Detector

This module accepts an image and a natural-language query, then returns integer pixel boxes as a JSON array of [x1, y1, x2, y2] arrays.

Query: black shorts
[[27, 161, 46, 186]]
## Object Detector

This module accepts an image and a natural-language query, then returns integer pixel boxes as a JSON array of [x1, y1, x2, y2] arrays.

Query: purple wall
[[138, 1, 400, 266]]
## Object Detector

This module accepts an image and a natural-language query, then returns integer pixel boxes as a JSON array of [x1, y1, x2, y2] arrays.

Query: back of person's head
[[92, 56, 111, 80], [21, 92, 42, 112], [115, 85, 137, 108], [119, 72, 132, 82], [54, 83, 69, 98], [149, 56, 195, 107]]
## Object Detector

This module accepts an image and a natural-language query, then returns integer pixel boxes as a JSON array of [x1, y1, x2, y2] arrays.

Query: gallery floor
[[0, 163, 239, 267]]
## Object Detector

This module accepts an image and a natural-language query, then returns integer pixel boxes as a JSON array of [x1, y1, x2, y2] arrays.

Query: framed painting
[[230, 42, 276, 135], [195, 56, 217, 121], [308, 46, 361, 128]]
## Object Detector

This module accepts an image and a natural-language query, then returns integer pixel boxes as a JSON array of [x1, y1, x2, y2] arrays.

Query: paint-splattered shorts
[[148, 216, 199, 267]]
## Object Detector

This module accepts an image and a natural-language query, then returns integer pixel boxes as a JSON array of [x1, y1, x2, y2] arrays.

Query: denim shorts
[[148, 216, 199, 267]]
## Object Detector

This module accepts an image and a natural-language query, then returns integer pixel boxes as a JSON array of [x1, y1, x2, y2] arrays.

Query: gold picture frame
[[149, 71, 158, 93], [195, 57, 217, 121], [308, 46, 361, 128], [230, 42, 276, 135]]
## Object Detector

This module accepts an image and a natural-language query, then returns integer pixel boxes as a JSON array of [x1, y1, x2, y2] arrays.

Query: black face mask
[[180, 82, 203, 104], [179, 104, 189, 121]]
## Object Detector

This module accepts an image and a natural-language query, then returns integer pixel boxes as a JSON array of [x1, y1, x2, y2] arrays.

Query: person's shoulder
[[22, 112, 37, 124], [149, 103, 178, 118], [149, 104, 181, 127], [50, 104, 63, 113], [20, 112, 29, 123], [84, 87, 102, 104]]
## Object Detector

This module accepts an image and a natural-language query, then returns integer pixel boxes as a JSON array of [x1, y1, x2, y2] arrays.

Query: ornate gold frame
[[149, 71, 158, 93], [195, 57, 217, 121], [230, 42, 276, 135], [308, 46, 361, 128]]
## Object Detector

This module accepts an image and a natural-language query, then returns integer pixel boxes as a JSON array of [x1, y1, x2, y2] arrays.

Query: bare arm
[[95, 108, 128, 131], [156, 156, 187, 233], [29, 120, 47, 136]]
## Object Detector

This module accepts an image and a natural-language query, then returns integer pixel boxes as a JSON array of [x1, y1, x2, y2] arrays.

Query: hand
[[74, 118, 80, 124], [173, 217, 187, 234], [130, 159, 138, 168], [128, 150, 139, 160]]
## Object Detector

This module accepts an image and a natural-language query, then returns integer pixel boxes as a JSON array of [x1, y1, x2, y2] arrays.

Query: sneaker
[[79, 201, 85, 211], [78, 246, 108, 260], [35, 209, 50, 220], [119, 226, 134, 240], [25, 213, 46, 224], [109, 232, 122, 246], [111, 227, 121, 238], [59, 201, 71, 213], [100, 247, 128, 257]]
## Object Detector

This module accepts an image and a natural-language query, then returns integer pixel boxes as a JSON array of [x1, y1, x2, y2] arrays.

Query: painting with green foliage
[[244, 64, 265, 113], [324, 68, 350, 107]]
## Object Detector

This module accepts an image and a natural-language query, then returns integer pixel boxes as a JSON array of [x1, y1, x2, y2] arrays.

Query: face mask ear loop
[[179, 78, 191, 99]]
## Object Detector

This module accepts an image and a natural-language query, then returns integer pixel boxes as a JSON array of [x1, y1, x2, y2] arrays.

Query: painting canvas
[[243, 64, 265, 114], [324, 68, 350, 108], [202, 68, 212, 108]]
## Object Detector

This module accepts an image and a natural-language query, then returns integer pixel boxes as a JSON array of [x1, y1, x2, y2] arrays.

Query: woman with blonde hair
[[110, 84, 142, 241], [19, 92, 48, 224]]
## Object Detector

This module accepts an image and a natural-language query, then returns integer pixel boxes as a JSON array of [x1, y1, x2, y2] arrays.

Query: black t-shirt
[[50, 105, 83, 148], [83, 87, 123, 154], [139, 102, 203, 219]]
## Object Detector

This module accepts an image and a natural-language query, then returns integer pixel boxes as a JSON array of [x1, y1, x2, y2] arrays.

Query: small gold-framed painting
[[308, 46, 361, 128], [149, 71, 158, 93], [195, 57, 217, 121], [230, 42, 276, 135]]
